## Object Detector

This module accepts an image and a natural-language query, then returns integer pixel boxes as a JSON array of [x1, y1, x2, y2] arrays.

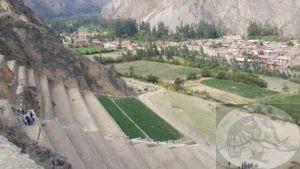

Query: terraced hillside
[[0, 57, 215, 169]]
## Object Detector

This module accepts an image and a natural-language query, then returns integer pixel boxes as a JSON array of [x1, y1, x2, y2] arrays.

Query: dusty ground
[[217, 109, 300, 169], [260, 75, 300, 94], [0, 135, 43, 169]]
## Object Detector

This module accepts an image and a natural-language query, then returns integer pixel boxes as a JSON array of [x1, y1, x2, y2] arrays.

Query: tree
[[147, 74, 159, 83], [247, 21, 278, 37], [173, 78, 185, 91], [129, 66, 135, 77], [156, 22, 169, 38], [287, 40, 294, 47], [187, 73, 197, 80], [201, 69, 211, 77], [216, 71, 227, 79], [282, 84, 289, 92]]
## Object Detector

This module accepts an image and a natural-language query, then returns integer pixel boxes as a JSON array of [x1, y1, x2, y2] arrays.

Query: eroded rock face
[[0, 135, 43, 169], [23, 0, 110, 18], [101, 0, 300, 38], [0, 0, 130, 96]]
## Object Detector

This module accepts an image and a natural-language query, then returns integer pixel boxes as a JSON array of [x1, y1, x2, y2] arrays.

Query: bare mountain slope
[[0, 0, 130, 96], [101, 0, 160, 20], [102, 0, 300, 38], [23, 0, 110, 18]]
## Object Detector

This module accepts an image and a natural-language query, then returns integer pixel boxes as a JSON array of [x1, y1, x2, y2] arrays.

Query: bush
[[201, 69, 212, 77], [187, 72, 197, 80], [173, 77, 185, 91], [287, 40, 294, 47], [147, 74, 159, 83], [216, 71, 227, 79], [228, 72, 267, 88]]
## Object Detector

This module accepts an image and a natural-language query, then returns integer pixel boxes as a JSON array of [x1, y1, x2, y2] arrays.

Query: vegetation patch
[[66, 45, 115, 55], [201, 79, 278, 99], [115, 61, 202, 81], [266, 94, 300, 124], [98, 96, 146, 139], [115, 97, 182, 141]]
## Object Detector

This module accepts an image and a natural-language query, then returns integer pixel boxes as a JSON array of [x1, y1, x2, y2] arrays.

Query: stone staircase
[[3, 59, 215, 169]]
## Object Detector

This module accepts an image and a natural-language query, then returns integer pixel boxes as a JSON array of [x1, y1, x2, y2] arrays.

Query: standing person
[[28, 110, 36, 123], [228, 161, 231, 167], [21, 108, 26, 115], [24, 114, 32, 125], [22, 113, 28, 125]]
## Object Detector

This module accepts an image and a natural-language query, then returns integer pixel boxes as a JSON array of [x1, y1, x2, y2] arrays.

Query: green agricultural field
[[115, 61, 202, 81], [98, 96, 146, 139], [115, 97, 182, 141], [201, 79, 278, 99], [66, 45, 114, 55], [266, 94, 300, 124], [77, 26, 90, 33]]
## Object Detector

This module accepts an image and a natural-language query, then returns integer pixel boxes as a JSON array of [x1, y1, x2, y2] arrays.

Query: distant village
[[63, 32, 300, 71]]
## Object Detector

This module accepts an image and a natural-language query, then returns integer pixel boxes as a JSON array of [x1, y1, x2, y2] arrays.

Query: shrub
[[201, 69, 212, 77], [287, 40, 294, 47], [187, 72, 197, 80], [216, 71, 227, 79], [147, 74, 159, 83]]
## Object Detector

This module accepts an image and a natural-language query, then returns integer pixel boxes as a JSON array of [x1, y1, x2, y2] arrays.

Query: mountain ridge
[[23, 0, 300, 37], [101, 0, 300, 38]]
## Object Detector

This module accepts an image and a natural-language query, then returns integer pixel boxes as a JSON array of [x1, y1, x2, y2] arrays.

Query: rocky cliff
[[0, 0, 130, 96], [102, 0, 300, 38], [23, 0, 110, 18]]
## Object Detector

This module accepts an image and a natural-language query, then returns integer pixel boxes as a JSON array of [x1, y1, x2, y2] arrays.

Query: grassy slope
[[202, 79, 278, 99], [98, 96, 146, 139], [146, 90, 218, 143], [115, 97, 181, 141], [115, 61, 202, 81], [266, 94, 300, 124], [67, 46, 104, 53]]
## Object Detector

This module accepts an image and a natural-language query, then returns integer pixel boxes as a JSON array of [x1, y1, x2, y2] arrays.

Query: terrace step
[[38, 74, 54, 120], [108, 139, 150, 169], [0, 100, 20, 127], [7, 60, 18, 91], [27, 69, 37, 89], [187, 145, 216, 169], [63, 126, 107, 169], [151, 146, 187, 169], [171, 146, 207, 169], [66, 88, 98, 132], [133, 143, 167, 169], [17, 66, 26, 87], [83, 91, 124, 137], [84, 132, 126, 169], [50, 80, 109, 169], [49, 80, 76, 126], [42, 118, 86, 169], [22, 117, 54, 151], [6, 60, 17, 76]]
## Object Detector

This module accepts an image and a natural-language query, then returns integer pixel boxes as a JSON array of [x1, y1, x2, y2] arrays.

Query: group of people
[[16, 108, 36, 126], [227, 161, 258, 169], [240, 161, 257, 169]]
